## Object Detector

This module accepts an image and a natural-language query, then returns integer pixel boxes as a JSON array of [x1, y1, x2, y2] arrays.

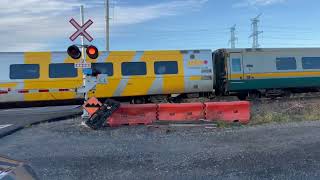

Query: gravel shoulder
[[1, 118, 320, 180]]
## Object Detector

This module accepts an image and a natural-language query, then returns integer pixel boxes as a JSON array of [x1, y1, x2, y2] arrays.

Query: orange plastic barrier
[[83, 97, 102, 116], [157, 103, 205, 122], [107, 104, 157, 127], [205, 101, 250, 124]]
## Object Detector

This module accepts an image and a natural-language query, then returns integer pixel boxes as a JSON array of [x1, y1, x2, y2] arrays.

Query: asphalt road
[[1, 118, 320, 180], [0, 105, 81, 138]]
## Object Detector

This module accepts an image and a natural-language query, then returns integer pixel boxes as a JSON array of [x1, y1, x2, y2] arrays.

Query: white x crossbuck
[[69, 18, 94, 42]]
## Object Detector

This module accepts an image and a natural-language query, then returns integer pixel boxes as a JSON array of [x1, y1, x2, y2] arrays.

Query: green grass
[[250, 102, 320, 125]]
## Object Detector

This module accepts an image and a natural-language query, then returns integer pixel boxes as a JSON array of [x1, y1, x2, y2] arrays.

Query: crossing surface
[[1, 118, 320, 180], [0, 105, 81, 138]]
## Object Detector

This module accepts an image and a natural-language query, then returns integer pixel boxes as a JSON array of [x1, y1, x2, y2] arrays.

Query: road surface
[[1, 118, 320, 180], [0, 105, 81, 138]]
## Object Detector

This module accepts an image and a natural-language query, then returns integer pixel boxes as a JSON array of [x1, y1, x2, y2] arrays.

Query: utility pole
[[79, 5, 89, 119], [229, 24, 237, 48], [80, 5, 85, 62], [105, 0, 110, 51], [249, 14, 263, 49]]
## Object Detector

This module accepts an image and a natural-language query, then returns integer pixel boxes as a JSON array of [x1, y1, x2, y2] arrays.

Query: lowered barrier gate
[[85, 99, 120, 129], [83, 97, 251, 129]]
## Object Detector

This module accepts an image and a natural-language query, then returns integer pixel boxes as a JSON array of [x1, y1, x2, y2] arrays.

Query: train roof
[[0, 49, 213, 54], [217, 47, 320, 53]]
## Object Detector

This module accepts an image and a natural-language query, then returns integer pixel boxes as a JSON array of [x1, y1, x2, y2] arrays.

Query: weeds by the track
[[250, 97, 320, 125]]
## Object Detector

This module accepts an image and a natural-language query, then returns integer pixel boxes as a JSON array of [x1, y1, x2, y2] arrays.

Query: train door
[[228, 53, 244, 81]]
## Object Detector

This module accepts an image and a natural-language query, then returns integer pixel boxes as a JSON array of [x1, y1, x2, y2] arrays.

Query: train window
[[91, 63, 113, 76], [121, 62, 147, 76], [276, 57, 297, 70], [10, 64, 40, 79], [49, 63, 77, 78], [302, 57, 320, 69], [232, 58, 242, 72], [154, 61, 178, 75]]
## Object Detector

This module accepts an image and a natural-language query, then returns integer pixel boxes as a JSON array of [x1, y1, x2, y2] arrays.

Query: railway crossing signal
[[68, 17, 99, 60], [69, 5, 104, 121], [67, 45, 81, 59], [69, 18, 94, 42], [67, 45, 99, 60]]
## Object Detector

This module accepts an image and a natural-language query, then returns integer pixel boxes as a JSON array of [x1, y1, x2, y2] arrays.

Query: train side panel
[[23, 52, 83, 101], [91, 50, 214, 98], [182, 50, 214, 94], [225, 48, 320, 92], [0, 50, 214, 103], [0, 53, 25, 102]]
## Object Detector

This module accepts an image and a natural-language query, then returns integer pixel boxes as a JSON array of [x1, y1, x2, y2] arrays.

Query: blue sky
[[1, 0, 320, 52]]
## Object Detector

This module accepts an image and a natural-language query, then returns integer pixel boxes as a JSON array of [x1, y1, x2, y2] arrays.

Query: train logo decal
[[187, 60, 208, 67]]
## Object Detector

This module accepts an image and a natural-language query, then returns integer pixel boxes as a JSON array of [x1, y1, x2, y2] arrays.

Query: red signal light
[[88, 48, 96, 55], [86, 45, 99, 59]]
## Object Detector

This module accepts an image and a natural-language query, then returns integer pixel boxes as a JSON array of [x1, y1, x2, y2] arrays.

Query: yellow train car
[[0, 50, 214, 103]]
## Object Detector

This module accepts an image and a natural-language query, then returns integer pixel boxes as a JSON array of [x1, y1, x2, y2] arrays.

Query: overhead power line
[[249, 13, 263, 49], [229, 24, 238, 48]]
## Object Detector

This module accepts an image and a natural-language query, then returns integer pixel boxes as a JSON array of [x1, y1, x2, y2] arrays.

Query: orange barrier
[[205, 101, 250, 124], [83, 97, 102, 116], [158, 103, 205, 122], [107, 104, 157, 127]]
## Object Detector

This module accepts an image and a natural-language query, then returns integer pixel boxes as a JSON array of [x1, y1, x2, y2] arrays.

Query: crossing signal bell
[[86, 45, 99, 59], [67, 45, 81, 59]]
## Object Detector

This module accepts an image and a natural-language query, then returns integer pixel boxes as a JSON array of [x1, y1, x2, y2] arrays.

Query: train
[[1, 48, 320, 104]]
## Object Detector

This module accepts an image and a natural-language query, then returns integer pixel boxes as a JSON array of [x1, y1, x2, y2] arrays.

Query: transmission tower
[[249, 14, 263, 48], [229, 24, 237, 48]]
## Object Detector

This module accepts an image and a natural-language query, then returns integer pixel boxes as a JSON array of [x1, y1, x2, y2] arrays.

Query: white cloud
[[0, 0, 208, 52], [111, 0, 208, 25], [0, 0, 81, 15], [2, 43, 49, 52], [234, 0, 286, 7]]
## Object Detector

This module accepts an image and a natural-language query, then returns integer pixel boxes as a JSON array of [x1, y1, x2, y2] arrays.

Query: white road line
[[0, 105, 80, 113], [0, 171, 10, 178], [0, 124, 13, 129]]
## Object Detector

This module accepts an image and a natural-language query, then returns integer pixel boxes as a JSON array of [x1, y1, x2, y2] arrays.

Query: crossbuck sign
[[69, 18, 94, 42]]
